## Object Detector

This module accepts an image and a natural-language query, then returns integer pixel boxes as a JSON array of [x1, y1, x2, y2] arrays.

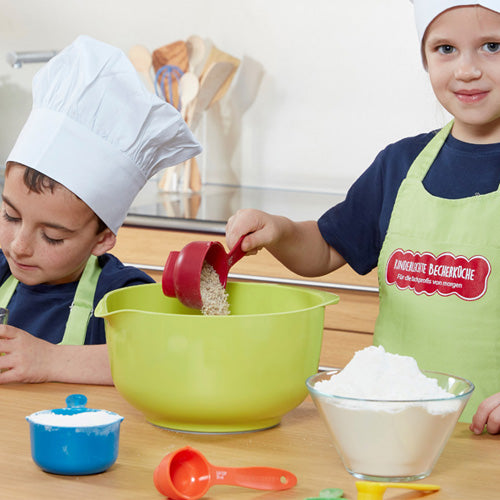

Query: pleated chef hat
[[411, 1, 500, 46], [7, 35, 202, 234]]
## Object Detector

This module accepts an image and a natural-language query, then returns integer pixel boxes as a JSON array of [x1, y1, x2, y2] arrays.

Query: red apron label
[[386, 249, 491, 301]]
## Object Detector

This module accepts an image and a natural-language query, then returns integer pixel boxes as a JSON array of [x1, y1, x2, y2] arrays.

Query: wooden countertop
[[2, 382, 499, 499]]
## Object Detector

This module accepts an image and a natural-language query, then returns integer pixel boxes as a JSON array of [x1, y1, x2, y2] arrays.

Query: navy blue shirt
[[318, 131, 500, 275], [0, 251, 154, 344]]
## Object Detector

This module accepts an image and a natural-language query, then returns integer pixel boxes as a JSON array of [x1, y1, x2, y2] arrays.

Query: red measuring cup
[[162, 235, 246, 309], [153, 446, 297, 500]]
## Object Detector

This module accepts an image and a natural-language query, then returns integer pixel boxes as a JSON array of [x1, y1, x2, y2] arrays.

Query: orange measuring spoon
[[162, 235, 246, 309], [153, 446, 297, 500]]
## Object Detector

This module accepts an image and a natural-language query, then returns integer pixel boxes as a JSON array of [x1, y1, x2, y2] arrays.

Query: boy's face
[[424, 6, 500, 143], [0, 164, 115, 286]]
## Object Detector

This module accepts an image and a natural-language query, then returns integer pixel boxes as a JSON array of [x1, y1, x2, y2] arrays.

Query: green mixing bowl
[[95, 282, 338, 433]]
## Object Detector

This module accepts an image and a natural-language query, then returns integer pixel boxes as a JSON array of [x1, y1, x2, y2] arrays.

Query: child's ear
[[92, 228, 116, 256]]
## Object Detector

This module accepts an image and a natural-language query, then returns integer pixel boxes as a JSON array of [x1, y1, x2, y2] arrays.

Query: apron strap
[[406, 120, 454, 181], [0, 255, 102, 345], [59, 255, 102, 345], [0, 275, 20, 309]]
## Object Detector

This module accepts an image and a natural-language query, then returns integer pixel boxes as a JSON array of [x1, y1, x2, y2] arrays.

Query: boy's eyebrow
[[1, 194, 76, 233], [425, 36, 452, 46], [427, 33, 500, 46]]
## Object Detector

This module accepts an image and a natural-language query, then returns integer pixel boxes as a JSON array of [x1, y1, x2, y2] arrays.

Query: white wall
[[0, 0, 449, 196]]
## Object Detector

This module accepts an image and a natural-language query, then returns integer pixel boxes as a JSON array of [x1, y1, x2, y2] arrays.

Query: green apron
[[0, 255, 102, 345], [374, 121, 500, 423]]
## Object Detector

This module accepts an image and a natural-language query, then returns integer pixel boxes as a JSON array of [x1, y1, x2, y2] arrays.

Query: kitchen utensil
[[179, 72, 201, 194], [94, 282, 338, 433], [188, 157, 202, 192], [157, 166, 178, 192], [306, 370, 474, 482], [181, 156, 203, 192], [152, 41, 189, 108], [153, 40, 189, 72], [198, 45, 240, 105], [180, 158, 192, 192], [154, 446, 297, 500], [128, 45, 154, 92], [181, 59, 234, 191], [187, 61, 235, 131], [178, 60, 234, 193], [155, 64, 184, 109], [162, 234, 246, 309], [158, 71, 199, 192], [186, 35, 205, 75], [179, 43, 239, 192], [179, 71, 200, 118], [356, 481, 440, 500], [26, 394, 123, 475]]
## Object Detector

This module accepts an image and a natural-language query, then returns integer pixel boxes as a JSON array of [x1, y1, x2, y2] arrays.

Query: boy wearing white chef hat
[[226, 2, 500, 433], [0, 35, 201, 384]]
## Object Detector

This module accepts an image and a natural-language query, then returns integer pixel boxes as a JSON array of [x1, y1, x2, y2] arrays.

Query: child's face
[[423, 6, 500, 142], [0, 164, 115, 286]]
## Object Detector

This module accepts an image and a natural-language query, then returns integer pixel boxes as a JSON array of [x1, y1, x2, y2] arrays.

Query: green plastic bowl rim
[[95, 282, 339, 319]]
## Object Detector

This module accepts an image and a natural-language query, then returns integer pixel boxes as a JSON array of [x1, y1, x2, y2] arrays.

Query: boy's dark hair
[[22, 166, 108, 234]]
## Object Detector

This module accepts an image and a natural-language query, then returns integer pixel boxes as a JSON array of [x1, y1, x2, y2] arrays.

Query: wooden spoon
[[179, 72, 200, 118], [187, 61, 235, 131], [182, 61, 235, 192], [198, 46, 240, 106], [188, 157, 202, 192], [128, 45, 154, 92], [159, 72, 200, 191], [186, 35, 205, 75]]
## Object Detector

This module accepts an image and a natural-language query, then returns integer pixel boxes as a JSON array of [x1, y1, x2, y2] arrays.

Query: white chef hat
[[411, 1, 500, 46], [7, 35, 202, 234]]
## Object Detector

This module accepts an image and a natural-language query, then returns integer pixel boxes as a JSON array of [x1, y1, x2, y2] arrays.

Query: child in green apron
[[226, 1, 500, 434], [0, 36, 201, 385]]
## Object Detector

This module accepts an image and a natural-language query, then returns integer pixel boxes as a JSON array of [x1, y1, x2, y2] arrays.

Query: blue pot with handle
[[26, 394, 123, 475]]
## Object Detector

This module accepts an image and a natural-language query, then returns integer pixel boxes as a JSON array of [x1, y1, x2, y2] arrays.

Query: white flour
[[313, 346, 464, 478], [28, 410, 122, 427], [315, 345, 453, 403]]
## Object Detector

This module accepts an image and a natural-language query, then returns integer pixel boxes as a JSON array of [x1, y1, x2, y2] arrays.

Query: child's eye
[[437, 45, 455, 55], [42, 233, 64, 245], [1, 210, 20, 223], [483, 42, 500, 53]]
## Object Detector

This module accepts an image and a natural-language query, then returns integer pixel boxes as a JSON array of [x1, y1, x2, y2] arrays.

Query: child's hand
[[226, 209, 285, 254], [226, 208, 345, 277], [470, 393, 500, 435], [0, 325, 55, 383]]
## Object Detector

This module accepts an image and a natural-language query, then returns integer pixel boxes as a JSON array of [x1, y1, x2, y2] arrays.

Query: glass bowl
[[306, 369, 474, 482]]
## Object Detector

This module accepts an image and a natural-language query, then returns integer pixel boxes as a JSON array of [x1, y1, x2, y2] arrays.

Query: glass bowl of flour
[[306, 346, 474, 482]]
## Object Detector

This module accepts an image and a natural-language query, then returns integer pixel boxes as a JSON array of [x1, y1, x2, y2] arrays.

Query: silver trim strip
[[123, 262, 379, 294]]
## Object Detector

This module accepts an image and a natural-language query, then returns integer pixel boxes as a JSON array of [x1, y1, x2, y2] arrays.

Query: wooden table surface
[[2, 382, 499, 500]]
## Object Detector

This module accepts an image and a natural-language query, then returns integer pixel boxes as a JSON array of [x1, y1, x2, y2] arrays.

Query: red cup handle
[[226, 235, 247, 268]]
